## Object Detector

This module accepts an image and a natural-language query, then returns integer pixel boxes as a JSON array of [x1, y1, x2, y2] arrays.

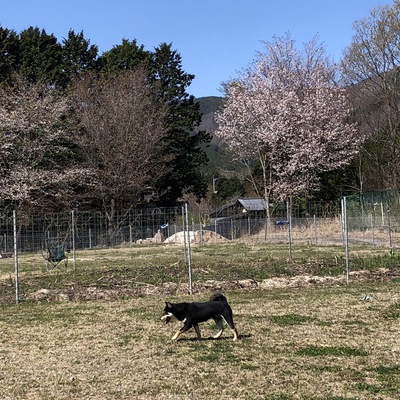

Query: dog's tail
[[210, 291, 227, 302]]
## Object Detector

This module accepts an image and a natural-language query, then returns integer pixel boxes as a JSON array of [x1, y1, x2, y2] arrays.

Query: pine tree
[[149, 43, 210, 205], [0, 26, 20, 85], [18, 27, 63, 85], [60, 29, 98, 89]]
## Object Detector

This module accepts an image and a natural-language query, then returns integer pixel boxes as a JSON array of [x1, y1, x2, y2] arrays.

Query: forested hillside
[[196, 96, 222, 135], [195, 96, 239, 176]]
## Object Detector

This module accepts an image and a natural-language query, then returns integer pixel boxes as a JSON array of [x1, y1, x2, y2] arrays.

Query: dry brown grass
[[1, 279, 399, 399], [251, 217, 400, 248]]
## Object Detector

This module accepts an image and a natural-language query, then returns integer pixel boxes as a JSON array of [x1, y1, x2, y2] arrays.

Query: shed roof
[[238, 198, 267, 211]]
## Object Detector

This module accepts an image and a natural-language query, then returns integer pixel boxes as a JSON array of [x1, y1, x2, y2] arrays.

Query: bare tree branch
[[69, 68, 172, 217]]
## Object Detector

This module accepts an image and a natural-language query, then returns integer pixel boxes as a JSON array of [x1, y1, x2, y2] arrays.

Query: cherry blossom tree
[[0, 75, 91, 211], [215, 34, 361, 216]]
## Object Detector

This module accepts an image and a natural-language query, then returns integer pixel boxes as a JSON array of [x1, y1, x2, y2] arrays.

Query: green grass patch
[[374, 364, 400, 391], [356, 382, 396, 396], [375, 364, 400, 375], [192, 340, 242, 363], [296, 345, 368, 357], [383, 301, 400, 319], [270, 313, 317, 326]]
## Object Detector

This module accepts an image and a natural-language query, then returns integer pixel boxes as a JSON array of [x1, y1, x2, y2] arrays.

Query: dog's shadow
[[177, 334, 251, 342]]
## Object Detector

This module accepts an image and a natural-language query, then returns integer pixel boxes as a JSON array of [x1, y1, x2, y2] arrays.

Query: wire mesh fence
[[2, 193, 400, 256], [0, 206, 347, 256], [1, 194, 399, 304], [344, 190, 400, 250], [0, 208, 183, 254]]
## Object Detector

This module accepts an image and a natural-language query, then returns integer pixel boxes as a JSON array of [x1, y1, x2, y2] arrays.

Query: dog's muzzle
[[161, 312, 173, 325]]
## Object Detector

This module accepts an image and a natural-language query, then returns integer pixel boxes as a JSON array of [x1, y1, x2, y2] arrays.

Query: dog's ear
[[165, 301, 172, 308]]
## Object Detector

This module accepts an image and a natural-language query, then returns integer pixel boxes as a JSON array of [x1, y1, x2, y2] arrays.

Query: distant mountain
[[196, 96, 223, 114], [195, 96, 244, 176], [196, 96, 223, 138]]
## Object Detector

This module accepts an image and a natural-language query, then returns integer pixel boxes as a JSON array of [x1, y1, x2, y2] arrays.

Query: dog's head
[[161, 302, 174, 325]]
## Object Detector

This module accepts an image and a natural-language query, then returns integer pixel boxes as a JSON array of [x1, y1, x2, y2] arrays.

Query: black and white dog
[[161, 292, 239, 341]]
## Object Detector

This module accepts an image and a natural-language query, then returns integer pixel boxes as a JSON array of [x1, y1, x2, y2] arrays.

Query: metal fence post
[[342, 197, 350, 284], [185, 204, 192, 295], [313, 215, 317, 245], [13, 210, 19, 304], [71, 210, 76, 269], [182, 206, 187, 268], [387, 206, 393, 254], [287, 199, 293, 260]]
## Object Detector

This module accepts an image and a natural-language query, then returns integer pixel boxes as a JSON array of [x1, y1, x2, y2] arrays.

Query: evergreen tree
[[18, 27, 63, 85], [0, 26, 19, 85], [60, 29, 98, 89], [96, 38, 149, 74], [149, 43, 210, 205]]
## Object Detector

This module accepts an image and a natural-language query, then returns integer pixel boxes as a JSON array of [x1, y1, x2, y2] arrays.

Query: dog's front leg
[[172, 329, 182, 341], [172, 322, 192, 341]]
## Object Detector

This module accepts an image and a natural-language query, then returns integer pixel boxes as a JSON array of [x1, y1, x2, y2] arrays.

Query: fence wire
[[1, 193, 400, 255], [1, 196, 399, 305], [344, 190, 400, 250], [0, 207, 347, 255]]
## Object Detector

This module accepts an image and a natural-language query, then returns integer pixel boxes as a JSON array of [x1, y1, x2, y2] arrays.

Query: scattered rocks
[[29, 288, 71, 302]]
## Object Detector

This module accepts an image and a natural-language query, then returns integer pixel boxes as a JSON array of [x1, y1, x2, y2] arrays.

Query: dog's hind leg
[[193, 324, 202, 339], [224, 319, 239, 341], [231, 327, 239, 341], [222, 309, 239, 341], [213, 317, 224, 339]]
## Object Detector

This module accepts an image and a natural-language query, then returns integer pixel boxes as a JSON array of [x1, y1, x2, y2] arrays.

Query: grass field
[[0, 242, 399, 399]]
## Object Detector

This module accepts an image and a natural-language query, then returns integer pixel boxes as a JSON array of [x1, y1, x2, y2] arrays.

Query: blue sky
[[1, 0, 393, 98]]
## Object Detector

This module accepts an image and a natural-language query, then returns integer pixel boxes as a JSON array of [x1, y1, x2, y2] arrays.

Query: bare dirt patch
[[26, 267, 400, 303]]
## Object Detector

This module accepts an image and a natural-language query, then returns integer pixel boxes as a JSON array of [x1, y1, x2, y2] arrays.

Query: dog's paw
[[171, 331, 180, 341]]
